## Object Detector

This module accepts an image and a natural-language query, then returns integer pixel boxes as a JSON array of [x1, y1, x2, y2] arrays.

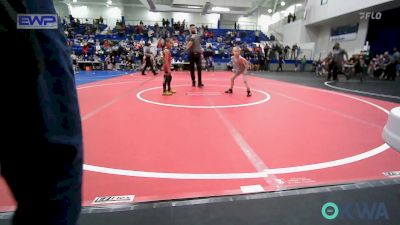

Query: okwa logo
[[321, 202, 389, 221]]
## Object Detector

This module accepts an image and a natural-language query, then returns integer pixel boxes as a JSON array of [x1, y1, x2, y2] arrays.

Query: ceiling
[[61, 0, 304, 15]]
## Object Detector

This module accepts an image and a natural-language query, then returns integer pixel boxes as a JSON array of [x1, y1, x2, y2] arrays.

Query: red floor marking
[[81, 172, 268, 205], [225, 82, 387, 167], [1, 72, 400, 211], [77, 75, 151, 116], [138, 85, 267, 107], [276, 148, 400, 189]]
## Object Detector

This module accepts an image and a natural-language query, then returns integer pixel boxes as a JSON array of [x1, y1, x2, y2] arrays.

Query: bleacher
[[66, 20, 314, 71]]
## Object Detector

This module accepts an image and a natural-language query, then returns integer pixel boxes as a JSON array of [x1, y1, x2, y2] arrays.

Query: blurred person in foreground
[[0, 1, 83, 225]]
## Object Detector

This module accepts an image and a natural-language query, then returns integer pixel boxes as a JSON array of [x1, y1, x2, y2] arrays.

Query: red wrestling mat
[[1, 71, 400, 211]]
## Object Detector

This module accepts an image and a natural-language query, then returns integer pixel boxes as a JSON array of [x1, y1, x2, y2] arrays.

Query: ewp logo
[[321, 202, 390, 221], [17, 14, 58, 29]]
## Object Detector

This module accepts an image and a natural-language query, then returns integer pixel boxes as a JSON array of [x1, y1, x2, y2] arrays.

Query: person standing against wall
[[187, 24, 204, 87], [277, 54, 284, 72], [300, 55, 307, 72]]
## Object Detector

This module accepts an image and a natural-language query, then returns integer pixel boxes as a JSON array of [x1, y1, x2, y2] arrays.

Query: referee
[[187, 24, 204, 87]]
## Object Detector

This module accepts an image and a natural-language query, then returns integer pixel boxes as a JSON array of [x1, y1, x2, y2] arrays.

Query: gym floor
[[1, 70, 399, 212]]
